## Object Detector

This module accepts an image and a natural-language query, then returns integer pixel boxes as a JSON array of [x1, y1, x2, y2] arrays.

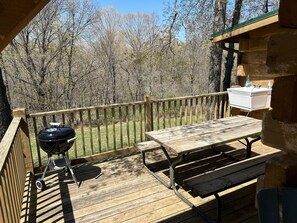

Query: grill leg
[[35, 156, 51, 190], [64, 155, 79, 188], [41, 157, 51, 180]]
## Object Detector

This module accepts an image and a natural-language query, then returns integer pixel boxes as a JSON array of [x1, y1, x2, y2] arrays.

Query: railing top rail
[[151, 91, 228, 102], [0, 117, 22, 174], [28, 101, 146, 117], [28, 92, 228, 117]]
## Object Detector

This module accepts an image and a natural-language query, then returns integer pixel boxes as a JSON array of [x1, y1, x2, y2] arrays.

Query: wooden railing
[[27, 92, 230, 171], [0, 110, 34, 223]]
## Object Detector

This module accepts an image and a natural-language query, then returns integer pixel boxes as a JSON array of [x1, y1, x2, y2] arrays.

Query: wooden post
[[145, 96, 153, 134], [13, 108, 34, 175]]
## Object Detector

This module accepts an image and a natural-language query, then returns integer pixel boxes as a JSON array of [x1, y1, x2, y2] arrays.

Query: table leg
[[142, 149, 172, 188], [244, 136, 261, 158], [166, 151, 218, 223], [143, 146, 220, 223]]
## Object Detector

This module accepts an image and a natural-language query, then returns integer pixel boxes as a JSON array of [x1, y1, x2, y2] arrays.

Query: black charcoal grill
[[35, 123, 79, 190]]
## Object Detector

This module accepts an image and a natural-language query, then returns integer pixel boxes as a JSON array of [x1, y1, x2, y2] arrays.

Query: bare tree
[[93, 8, 122, 104], [0, 67, 12, 141], [208, 0, 226, 93], [2, 0, 98, 112], [121, 13, 161, 101], [223, 0, 243, 91]]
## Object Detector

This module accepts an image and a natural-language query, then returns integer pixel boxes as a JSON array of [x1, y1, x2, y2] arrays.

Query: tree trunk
[[0, 68, 12, 141], [263, 0, 269, 13], [208, 0, 227, 93], [223, 0, 243, 91]]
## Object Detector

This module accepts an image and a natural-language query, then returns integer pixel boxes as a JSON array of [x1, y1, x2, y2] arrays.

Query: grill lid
[[38, 127, 75, 142]]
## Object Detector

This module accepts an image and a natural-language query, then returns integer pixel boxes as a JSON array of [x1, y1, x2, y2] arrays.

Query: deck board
[[22, 140, 278, 223]]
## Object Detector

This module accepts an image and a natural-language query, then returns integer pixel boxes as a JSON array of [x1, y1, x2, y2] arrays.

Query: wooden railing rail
[[0, 109, 34, 223], [27, 92, 230, 171]]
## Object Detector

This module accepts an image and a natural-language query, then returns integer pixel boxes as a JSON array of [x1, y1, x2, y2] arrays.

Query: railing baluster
[[79, 111, 86, 156], [139, 104, 143, 142], [0, 185, 5, 222], [62, 113, 66, 124], [223, 94, 228, 117], [162, 101, 166, 129], [3, 168, 14, 222], [52, 115, 56, 123], [195, 97, 199, 123], [168, 100, 171, 128], [144, 102, 147, 132], [179, 99, 183, 126], [174, 100, 177, 127], [210, 96, 214, 120], [157, 102, 160, 130], [96, 109, 102, 153], [0, 175, 9, 223], [11, 144, 22, 217], [216, 95, 220, 119], [42, 116, 47, 127], [206, 96, 210, 121], [112, 107, 116, 150], [190, 98, 193, 124], [61, 113, 70, 157], [88, 110, 94, 155], [126, 106, 130, 147], [10, 150, 20, 220], [184, 99, 188, 125], [11, 145, 21, 217], [133, 105, 136, 144], [71, 112, 78, 158], [32, 117, 42, 168], [6, 155, 17, 223], [218, 95, 222, 118], [104, 108, 109, 151], [119, 106, 123, 148], [227, 95, 231, 117]]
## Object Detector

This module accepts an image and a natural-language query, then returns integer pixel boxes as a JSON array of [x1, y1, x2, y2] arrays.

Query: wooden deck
[[21, 140, 278, 223]]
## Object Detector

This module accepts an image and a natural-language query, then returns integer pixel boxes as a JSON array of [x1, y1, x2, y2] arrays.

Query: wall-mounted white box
[[227, 87, 272, 111]]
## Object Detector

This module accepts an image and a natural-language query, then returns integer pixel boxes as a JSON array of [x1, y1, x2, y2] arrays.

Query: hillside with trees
[[0, 0, 279, 139]]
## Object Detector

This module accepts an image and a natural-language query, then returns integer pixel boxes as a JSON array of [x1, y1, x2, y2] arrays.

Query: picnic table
[[143, 115, 272, 223]]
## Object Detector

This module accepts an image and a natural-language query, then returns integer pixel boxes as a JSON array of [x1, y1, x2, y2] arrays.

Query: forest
[[0, 0, 279, 139]]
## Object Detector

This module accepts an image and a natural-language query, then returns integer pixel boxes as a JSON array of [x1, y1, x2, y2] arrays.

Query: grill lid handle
[[50, 122, 62, 127], [67, 136, 77, 143]]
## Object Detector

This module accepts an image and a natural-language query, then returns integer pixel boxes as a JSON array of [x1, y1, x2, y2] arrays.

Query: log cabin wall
[[214, 0, 297, 190], [229, 21, 297, 118], [237, 28, 297, 86]]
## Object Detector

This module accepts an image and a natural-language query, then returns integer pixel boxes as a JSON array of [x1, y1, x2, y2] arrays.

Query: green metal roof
[[210, 9, 278, 40]]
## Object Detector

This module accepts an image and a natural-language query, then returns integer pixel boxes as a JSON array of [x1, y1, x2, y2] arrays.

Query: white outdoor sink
[[227, 87, 272, 111]]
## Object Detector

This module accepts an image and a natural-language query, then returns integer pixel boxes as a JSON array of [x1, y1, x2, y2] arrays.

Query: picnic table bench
[[184, 151, 279, 222]]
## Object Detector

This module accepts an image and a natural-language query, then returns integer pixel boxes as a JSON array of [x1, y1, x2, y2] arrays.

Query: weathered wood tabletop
[[146, 115, 262, 155]]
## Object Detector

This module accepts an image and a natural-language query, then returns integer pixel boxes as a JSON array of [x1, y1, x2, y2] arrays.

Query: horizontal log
[[239, 37, 269, 52], [237, 64, 281, 78], [241, 51, 267, 65], [267, 32, 297, 74]]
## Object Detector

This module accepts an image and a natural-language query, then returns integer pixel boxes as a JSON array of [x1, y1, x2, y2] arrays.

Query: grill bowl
[[38, 126, 76, 155]]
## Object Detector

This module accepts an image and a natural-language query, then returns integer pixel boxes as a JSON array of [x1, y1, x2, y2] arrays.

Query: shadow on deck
[[21, 141, 277, 223]]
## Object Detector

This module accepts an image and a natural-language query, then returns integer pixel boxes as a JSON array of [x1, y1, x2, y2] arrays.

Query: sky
[[97, 0, 166, 17]]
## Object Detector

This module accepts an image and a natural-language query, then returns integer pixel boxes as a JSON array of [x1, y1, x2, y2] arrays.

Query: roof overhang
[[210, 10, 279, 43], [0, 0, 50, 52]]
